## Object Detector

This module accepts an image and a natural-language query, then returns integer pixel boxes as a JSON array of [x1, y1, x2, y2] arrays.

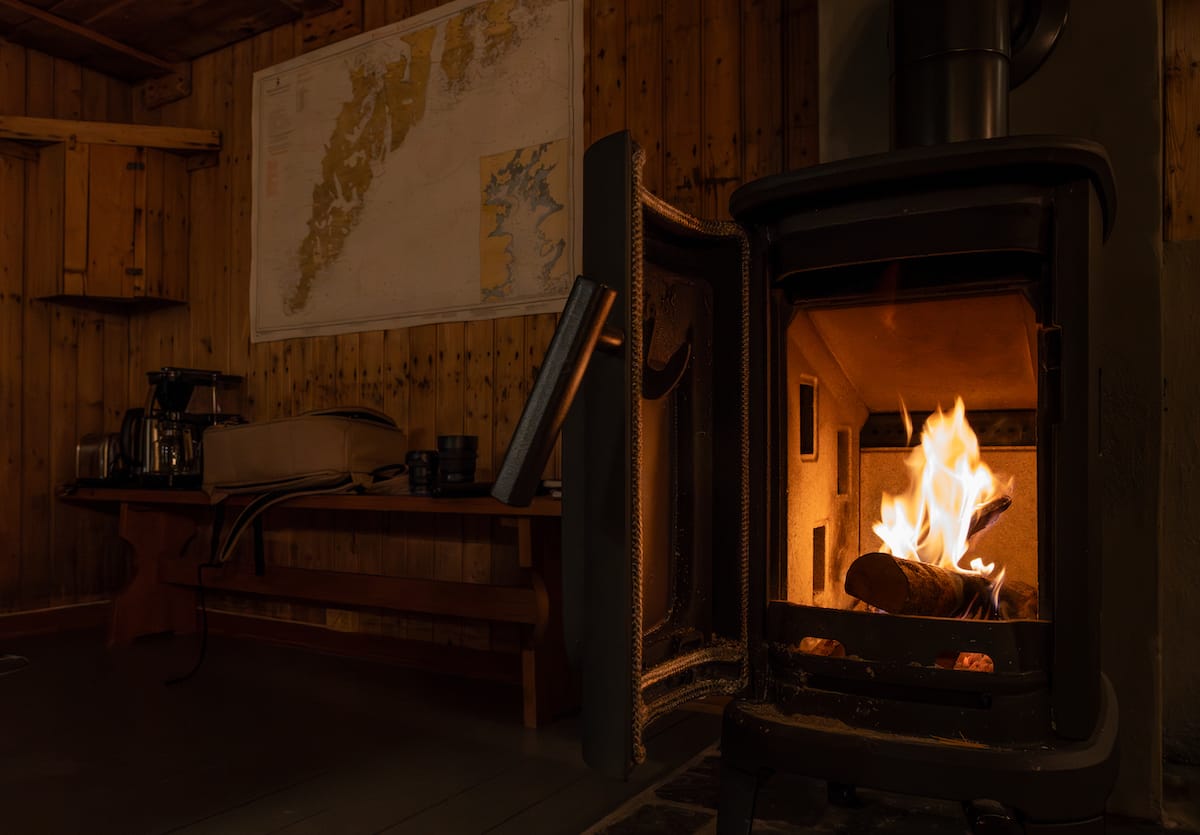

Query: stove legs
[[717, 771, 1106, 835], [1021, 816, 1106, 834], [828, 781, 861, 808], [717, 697, 1117, 835], [716, 763, 768, 835], [967, 801, 1106, 834], [966, 799, 1020, 834]]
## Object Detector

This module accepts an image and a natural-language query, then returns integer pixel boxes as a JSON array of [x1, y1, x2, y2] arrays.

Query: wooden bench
[[61, 487, 572, 728]]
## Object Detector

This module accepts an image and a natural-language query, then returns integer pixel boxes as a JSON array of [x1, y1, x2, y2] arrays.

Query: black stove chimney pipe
[[890, 0, 1012, 149]]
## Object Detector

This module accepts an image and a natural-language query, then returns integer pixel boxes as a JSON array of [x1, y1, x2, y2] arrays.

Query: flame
[[872, 398, 1009, 594]]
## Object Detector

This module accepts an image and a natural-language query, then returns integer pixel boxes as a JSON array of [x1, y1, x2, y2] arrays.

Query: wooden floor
[[0, 630, 720, 835], [589, 750, 1196, 834]]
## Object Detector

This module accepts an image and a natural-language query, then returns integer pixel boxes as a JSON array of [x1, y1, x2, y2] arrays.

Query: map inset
[[251, 0, 578, 341], [479, 140, 570, 302]]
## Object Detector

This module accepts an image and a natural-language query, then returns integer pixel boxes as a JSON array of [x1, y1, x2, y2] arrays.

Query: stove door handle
[[641, 316, 691, 401], [642, 340, 691, 401]]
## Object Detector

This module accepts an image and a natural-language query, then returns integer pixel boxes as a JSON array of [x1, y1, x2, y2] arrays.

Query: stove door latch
[[1038, 325, 1063, 424], [641, 316, 691, 401]]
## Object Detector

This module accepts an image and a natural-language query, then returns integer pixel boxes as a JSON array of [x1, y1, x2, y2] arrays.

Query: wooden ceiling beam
[[0, 0, 176, 74], [80, 0, 139, 26]]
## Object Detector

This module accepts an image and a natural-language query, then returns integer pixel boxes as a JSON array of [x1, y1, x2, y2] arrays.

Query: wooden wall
[[2, 0, 817, 639], [0, 44, 133, 613], [1162, 0, 1200, 764], [1166, 0, 1200, 240]]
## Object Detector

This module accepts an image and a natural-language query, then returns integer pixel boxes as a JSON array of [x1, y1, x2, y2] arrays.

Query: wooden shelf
[[36, 294, 187, 314], [160, 560, 544, 625], [60, 485, 563, 517], [0, 116, 220, 151]]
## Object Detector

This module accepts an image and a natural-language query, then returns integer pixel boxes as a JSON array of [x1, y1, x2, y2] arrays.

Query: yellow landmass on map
[[479, 139, 569, 301], [289, 27, 436, 314], [444, 0, 521, 93], [289, 0, 535, 315]]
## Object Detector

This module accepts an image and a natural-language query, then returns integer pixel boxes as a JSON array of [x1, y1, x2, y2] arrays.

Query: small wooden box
[[0, 116, 219, 306], [30, 141, 190, 304]]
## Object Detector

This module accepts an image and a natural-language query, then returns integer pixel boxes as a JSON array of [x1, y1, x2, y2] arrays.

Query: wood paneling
[[784, 0, 819, 171], [0, 42, 132, 612], [742, 0, 782, 182], [662, 0, 700, 212], [0, 43, 26, 603], [22, 52, 57, 608], [1166, 0, 1200, 241], [700, 0, 740, 218], [1, 0, 818, 642], [625, 0, 662, 194]]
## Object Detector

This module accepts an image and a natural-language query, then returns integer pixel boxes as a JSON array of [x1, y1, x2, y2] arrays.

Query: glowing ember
[[872, 398, 1010, 598]]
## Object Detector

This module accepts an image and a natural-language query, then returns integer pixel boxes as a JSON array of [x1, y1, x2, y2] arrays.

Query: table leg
[[108, 503, 200, 646], [521, 516, 573, 728]]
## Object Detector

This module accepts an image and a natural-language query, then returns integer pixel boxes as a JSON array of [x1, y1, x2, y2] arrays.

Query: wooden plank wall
[[1165, 0, 1200, 240], [1162, 0, 1200, 764], [1, 0, 818, 639], [0, 43, 132, 613]]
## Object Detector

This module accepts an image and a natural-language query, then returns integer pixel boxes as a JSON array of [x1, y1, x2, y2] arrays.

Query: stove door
[[564, 132, 751, 777]]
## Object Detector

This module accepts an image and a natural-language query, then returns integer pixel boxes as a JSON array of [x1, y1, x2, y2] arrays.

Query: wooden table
[[61, 486, 571, 728]]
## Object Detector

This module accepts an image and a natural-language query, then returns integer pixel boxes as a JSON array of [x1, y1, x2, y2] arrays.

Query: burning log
[[994, 579, 1038, 619], [844, 551, 1037, 619], [938, 652, 996, 673], [967, 495, 1012, 541], [797, 637, 846, 657], [845, 552, 965, 617]]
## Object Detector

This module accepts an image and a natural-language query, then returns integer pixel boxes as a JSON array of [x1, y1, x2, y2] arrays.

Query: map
[[250, 0, 581, 341]]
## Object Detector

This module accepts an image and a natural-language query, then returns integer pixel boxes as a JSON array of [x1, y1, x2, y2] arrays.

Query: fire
[[872, 398, 1009, 598]]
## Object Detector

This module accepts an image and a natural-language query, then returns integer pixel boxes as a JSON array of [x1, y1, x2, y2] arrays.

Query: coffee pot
[[121, 367, 244, 487]]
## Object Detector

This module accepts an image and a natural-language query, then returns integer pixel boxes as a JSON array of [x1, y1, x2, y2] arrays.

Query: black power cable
[[165, 502, 226, 686], [165, 560, 219, 686], [162, 478, 368, 686], [0, 653, 29, 677]]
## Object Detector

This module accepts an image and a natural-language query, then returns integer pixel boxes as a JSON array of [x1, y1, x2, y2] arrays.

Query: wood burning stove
[[494, 129, 1118, 834], [493, 3, 1118, 831], [717, 134, 1118, 835]]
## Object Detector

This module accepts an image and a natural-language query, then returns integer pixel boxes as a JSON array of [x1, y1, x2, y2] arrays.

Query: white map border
[[249, 0, 583, 343]]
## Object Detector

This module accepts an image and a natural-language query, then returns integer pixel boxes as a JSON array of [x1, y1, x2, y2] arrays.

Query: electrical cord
[[164, 560, 218, 686], [0, 654, 29, 677], [163, 478, 364, 686]]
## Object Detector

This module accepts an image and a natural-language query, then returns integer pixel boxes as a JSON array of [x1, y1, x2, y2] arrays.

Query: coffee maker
[[121, 367, 244, 487]]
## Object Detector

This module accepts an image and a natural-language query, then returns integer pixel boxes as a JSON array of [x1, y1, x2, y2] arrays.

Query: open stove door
[[571, 131, 751, 777], [494, 131, 751, 777]]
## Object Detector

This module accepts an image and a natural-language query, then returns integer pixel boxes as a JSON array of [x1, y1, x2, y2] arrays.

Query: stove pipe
[[890, 0, 1012, 149]]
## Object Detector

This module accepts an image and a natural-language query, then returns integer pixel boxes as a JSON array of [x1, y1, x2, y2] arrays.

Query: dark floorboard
[[588, 752, 1200, 835], [0, 631, 719, 835], [7, 630, 1191, 835]]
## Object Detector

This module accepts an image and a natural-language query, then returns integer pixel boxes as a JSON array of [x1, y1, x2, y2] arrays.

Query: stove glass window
[[782, 291, 1039, 619]]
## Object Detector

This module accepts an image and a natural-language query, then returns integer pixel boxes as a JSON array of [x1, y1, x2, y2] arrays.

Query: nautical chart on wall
[[250, 0, 582, 342]]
